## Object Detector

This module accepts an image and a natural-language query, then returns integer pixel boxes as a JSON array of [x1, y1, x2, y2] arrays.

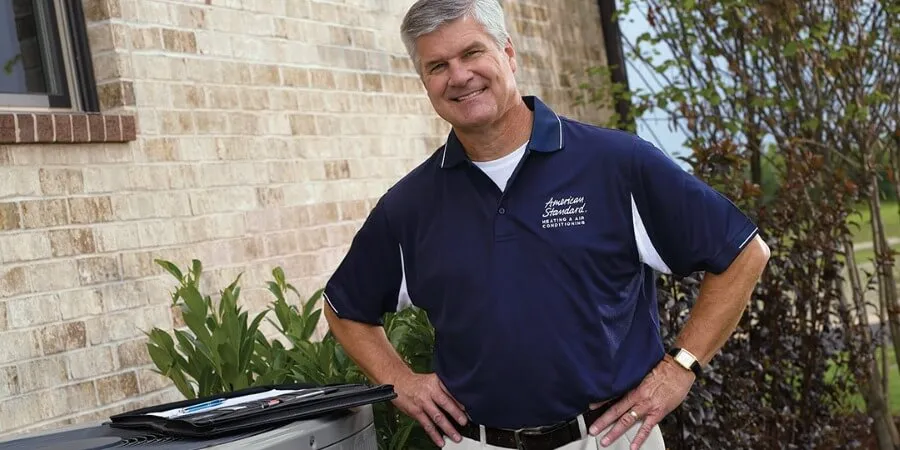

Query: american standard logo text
[[541, 195, 587, 229]]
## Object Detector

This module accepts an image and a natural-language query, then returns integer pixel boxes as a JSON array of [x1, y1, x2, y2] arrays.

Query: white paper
[[146, 389, 307, 419]]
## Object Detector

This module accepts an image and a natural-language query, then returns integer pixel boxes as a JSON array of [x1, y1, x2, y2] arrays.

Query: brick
[[59, 381, 99, 414], [0, 115, 15, 142], [17, 357, 67, 393], [360, 73, 383, 92], [39, 168, 85, 195], [69, 196, 113, 224], [58, 288, 103, 320], [256, 187, 284, 207], [0, 202, 19, 230], [72, 115, 89, 142], [67, 346, 115, 380], [29, 261, 80, 292], [0, 168, 40, 197], [96, 372, 140, 404], [137, 368, 171, 394], [0, 231, 52, 263], [162, 29, 197, 53], [0, 267, 30, 297], [41, 321, 87, 355], [35, 114, 53, 141], [117, 338, 151, 368], [88, 114, 106, 141], [280, 67, 309, 87], [0, 330, 41, 364], [0, 391, 42, 432], [324, 160, 350, 180], [49, 228, 96, 257], [77, 256, 121, 285], [104, 115, 122, 141], [21, 199, 68, 228], [99, 280, 148, 312], [17, 114, 35, 143], [54, 114, 73, 142], [121, 115, 136, 140], [6, 294, 61, 328], [0, 366, 17, 397], [289, 114, 317, 135], [0, 302, 6, 332], [94, 223, 141, 252]]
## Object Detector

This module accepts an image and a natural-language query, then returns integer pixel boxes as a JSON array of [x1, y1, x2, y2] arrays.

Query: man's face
[[415, 16, 518, 131]]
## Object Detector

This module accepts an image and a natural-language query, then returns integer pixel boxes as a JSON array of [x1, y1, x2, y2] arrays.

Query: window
[[0, 0, 98, 112]]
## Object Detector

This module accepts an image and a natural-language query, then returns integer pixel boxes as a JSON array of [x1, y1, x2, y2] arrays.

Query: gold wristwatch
[[667, 347, 702, 377]]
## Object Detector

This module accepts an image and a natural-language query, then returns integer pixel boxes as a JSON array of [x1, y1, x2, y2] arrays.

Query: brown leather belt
[[456, 398, 619, 450]]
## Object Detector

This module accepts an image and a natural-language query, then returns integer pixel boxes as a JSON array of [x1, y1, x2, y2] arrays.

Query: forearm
[[675, 235, 770, 365], [324, 305, 413, 385]]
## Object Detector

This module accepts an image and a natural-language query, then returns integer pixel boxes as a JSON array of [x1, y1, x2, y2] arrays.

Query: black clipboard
[[108, 383, 396, 438]]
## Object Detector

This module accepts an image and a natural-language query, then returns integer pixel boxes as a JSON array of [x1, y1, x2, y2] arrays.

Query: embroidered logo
[[541, 195, 587, 229]]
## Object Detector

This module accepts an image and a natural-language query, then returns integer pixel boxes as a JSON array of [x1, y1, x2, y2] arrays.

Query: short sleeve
[[629, 137, 758, 277], [323, 197, 402, 325]]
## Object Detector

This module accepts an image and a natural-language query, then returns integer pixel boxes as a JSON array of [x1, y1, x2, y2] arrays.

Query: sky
[[617, 3, 690, 162]]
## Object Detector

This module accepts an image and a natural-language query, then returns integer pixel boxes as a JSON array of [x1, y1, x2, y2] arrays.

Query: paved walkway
[[853, 237, 900, 251]]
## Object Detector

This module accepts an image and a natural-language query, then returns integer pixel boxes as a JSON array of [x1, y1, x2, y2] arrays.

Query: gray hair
[[400, 0, 510, 71]]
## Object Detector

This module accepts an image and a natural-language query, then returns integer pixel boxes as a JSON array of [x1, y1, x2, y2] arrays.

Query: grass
[[851, 201, 900, 262], [819, 201, 900, 415], [851, 201, 900, 245], [828, 345, 900, 415]]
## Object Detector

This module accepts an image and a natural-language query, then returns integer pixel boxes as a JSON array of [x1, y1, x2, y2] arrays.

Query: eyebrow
[[422, 43, 486, 69]]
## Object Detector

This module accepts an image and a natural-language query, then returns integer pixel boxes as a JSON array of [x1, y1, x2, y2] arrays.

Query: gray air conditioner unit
[[0, 404, 377, 450]]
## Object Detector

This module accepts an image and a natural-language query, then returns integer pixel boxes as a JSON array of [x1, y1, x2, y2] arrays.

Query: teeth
[[456, 89, 483, 101]]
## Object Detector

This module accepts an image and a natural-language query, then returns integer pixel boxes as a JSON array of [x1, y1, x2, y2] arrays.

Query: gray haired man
[[322, 1, 771, 449]]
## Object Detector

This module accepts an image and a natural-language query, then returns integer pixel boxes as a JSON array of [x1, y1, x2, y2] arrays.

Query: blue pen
[[180, 398, 225, 415]]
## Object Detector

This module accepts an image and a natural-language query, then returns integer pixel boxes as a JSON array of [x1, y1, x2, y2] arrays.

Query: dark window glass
[[0, 0, 67, 97]]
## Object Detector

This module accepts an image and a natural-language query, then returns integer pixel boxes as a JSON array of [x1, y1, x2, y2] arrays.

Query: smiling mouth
[[452, 88, 486, 102]]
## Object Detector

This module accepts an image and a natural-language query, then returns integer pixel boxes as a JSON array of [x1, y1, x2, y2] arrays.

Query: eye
[[429, 63, 446, 73], [465, 49, 482, 57]]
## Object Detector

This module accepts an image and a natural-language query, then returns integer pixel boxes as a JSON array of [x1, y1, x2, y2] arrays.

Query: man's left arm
[[589, 234, 770, 449], [588, 136, 772, 449]]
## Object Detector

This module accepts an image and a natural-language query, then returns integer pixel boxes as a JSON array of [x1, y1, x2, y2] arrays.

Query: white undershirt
[[471, 142, 528, 192]]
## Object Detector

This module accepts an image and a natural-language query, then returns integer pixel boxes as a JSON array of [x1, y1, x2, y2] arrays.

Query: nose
[[447, 60, 473, 87]]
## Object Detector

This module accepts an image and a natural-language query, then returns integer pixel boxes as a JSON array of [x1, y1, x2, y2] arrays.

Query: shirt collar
[[440, 95, 565, 169]]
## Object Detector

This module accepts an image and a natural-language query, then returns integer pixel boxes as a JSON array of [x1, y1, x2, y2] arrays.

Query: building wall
[[0, 0, 610, 438]]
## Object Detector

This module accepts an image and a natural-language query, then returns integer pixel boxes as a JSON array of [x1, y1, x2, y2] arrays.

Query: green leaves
[[784, 41, 799, 57], [145, 259, 432, 449]]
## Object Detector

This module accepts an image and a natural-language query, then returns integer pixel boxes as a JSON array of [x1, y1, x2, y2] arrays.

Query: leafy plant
[[145, 258, 439, 450], [146, 259, 269, 398]]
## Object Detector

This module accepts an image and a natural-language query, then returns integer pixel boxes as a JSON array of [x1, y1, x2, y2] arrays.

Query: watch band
[[667, 347, 702, 377]]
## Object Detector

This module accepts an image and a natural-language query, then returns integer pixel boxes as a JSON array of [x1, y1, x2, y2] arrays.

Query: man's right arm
[[324, 304, 467, 447], [321, 198, 467, 446]]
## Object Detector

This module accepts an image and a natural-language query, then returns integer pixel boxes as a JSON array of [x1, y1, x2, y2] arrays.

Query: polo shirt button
[[498, 207, 506, 215]]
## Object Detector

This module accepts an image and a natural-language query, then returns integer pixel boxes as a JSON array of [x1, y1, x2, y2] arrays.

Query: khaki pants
[[444, 417, 666, 450]]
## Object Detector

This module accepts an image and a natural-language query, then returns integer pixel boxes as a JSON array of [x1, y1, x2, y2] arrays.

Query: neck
[[455, 97, 532, 162]]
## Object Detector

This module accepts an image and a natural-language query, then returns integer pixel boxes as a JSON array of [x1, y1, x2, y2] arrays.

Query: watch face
[[674, 350, 695, 369]]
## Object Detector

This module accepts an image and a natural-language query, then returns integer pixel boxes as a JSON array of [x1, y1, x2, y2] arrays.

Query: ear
[[503, 38, 517, 73]]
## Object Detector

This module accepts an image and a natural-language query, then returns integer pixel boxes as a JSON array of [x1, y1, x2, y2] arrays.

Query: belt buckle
[[512, 427, 542, 450]]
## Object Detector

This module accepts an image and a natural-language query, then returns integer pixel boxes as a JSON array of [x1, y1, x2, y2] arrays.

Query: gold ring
[[629, 410, 639, 419]]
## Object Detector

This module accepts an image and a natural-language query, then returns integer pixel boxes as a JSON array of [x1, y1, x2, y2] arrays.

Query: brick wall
[[0, 0, 610, 437]]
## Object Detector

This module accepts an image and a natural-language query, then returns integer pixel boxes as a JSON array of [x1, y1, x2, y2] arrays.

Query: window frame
[[0, 0, 99, 113]]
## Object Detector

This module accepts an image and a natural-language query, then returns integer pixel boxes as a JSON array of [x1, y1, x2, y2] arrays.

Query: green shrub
[[145, 259, 438, 450]]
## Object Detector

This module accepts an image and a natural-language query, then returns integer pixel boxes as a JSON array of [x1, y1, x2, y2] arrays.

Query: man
[[323, 0, 770, 449]]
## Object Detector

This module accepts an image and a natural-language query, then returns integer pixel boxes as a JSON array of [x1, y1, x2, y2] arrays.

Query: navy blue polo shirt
[[324, 96, 758, 428]]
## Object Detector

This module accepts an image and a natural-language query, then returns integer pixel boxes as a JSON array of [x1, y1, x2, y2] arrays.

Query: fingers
[[596, 402, 647, 447], [423, 401, 461, 444], [588, 395, 632, 435], [412, 409, 447, 448], [401, 376, 468, 447], [627, 418, 660, 450], [438, 380, 468, 425]]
